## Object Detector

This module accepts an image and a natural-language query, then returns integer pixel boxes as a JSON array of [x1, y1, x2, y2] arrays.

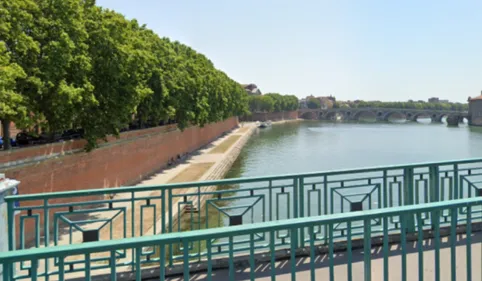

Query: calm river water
[[226, 120, 482, 178], [199, 120, 482, 244]]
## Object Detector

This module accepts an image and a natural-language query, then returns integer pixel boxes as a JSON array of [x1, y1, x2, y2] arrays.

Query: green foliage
[[307, 97, 321, 109], [248, 93, 299, 113], [1, 0, 248, 150]]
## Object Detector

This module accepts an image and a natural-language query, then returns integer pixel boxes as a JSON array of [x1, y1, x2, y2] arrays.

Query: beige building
[[469, 93, 482, 126]]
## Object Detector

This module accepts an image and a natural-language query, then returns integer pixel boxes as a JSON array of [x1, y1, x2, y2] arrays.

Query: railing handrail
[[2, 196, 481, 263], [6, 157, 482, 202]]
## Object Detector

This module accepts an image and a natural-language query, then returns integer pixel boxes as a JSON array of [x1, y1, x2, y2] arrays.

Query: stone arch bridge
[[299, 107, 469, 123]]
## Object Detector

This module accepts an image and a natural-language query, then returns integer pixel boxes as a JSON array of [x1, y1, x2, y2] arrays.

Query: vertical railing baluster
[[383, 170, 388, 208], [363, 219, 371, 281], [324, 175, 328, 245], [131, 192, 135, 269], [270, 231, 276, 281], [347, 221, 352, 281], [269, 180, 273, 222], [403, 167, 415, 232], [450, 208, 457, 281], [400, 214, 407, 281], [85, 254, 91, 281], [207, 239, 212, 281], [2, 262, 11, 281], [291, 227, 297, 281], [466, 206, 472, 281], [160, 244, 166, 281], [293, 178, 299, 249], [416, 213, 424, 281], [7, 200, 15, 278], [183, 240, 189, 281], [453, 164, 459, 200], [43, 199, 49, 281], [250, 233, 255, 281], [383, 216, 389, 281], [31, 259, 38, 281], [309, 226, 315, 281], [197, 186, 201, 262], [161, 188, 166, 234], [110, 250, 117, 281], [299, 177, 305, 248], [229, 236, 235, 281], [329, 223, 334, 281], [433, 209, 441, 281], [135, 247, 142, 281], [58, 256, 65, 281], [168, 189, 173, 266]]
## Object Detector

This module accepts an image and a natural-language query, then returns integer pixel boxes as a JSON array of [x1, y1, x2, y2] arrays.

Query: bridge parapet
[[299, 107, 469, 123]]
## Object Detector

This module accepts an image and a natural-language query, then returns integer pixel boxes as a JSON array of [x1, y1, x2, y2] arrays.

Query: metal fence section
[[1, 197, 482, 280], [5, 158, 482, 275]]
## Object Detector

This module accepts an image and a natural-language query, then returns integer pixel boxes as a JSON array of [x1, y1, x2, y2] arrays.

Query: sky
[[96, 0, 482, 103]]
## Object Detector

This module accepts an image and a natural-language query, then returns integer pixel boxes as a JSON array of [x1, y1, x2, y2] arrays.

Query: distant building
[[299, 98, 307, 109], [304, 95, 336, 109], [469, 92, 482, 126], [241, 84, 262, 95]]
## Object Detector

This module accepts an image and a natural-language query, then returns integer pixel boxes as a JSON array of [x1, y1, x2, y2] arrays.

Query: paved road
[[161, 233, 482, 281]]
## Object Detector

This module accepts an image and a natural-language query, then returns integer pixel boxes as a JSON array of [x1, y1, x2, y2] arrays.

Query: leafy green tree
[[307, 97, 321, 109], [0, 0, 39, 149], [0, 43, 27, 149]]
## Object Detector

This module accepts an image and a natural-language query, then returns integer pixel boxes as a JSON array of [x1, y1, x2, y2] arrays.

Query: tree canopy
[[307, 97, 321, 109], [1, 0, 249, 150], [248, 93, 298, 113]]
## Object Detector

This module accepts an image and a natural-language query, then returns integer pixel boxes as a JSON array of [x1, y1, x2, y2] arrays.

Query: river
[[182, 120, 482, 251], [226, 120, 482, 178]]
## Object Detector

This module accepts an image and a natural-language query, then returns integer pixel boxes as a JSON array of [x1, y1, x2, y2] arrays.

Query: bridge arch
[[353, 110, 377, 121], [383, 111, 407, 122], [411, 112, 433, 122], [324, 111, 345, 121], [299, 111, 317, 120]]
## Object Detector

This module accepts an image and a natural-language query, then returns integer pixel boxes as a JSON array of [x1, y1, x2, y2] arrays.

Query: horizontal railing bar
[[2, 196, 482, 263], [6, 158, 482, 202], [13, 195, 163, 211]]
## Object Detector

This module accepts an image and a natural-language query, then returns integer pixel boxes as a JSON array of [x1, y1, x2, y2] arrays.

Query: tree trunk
[[1, 119, 11, 150]]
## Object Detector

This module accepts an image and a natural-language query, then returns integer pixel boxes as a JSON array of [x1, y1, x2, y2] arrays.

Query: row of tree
[[334, 100, 468, 111], [1, 0, 248, 150], [247, 93, 298, 113]]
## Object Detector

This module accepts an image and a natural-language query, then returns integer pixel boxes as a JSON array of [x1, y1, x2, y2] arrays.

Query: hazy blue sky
[[96, 0, 482, 102]]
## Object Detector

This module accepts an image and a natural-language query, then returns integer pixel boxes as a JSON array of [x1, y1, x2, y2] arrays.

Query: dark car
[[61, 129, 84, 140], [15, 132, 41, 146]]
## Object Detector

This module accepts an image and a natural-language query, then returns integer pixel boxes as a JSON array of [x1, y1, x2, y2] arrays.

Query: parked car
[[15, 132, 41, 145], [61, 129, 84, 140], [0, 137, 17, 148]]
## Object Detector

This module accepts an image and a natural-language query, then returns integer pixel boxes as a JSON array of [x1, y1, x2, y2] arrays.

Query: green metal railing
[[2, 197, 481, 281], [5, 158, 482, 278]]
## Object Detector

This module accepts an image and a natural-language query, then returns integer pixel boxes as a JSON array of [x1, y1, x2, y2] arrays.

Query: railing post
[[429, 165, 440, 227], [403, 167, 415, 232], [298, 177, 305, 248], [292, 177, 300, 248]]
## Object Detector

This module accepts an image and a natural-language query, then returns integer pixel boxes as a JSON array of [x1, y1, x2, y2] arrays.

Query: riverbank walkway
[[2, 157, 482, 280]]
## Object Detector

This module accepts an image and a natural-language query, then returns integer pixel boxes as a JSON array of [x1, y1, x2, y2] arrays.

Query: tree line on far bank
[[1, 0, 248, 150], [248, 94, 298, 113]]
